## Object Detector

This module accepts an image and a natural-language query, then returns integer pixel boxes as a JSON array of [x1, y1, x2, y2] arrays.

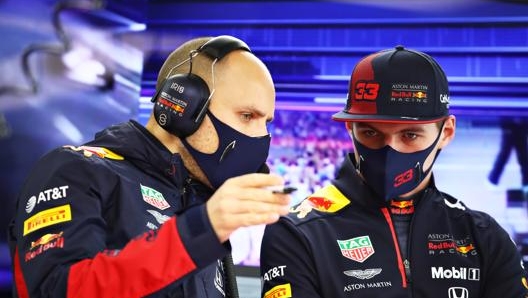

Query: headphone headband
[[198, 35, 251, 60]]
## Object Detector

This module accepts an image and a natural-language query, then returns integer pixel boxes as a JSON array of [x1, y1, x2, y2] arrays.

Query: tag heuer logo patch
[[337, 236, 375, 263], [140, 184, 170, 210]]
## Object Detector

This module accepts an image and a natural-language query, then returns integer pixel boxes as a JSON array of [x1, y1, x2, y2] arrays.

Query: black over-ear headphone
[[151, 35, 251, 138]]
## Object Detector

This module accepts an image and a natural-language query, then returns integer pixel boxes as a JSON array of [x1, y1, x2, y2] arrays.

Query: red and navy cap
[[332, 45, 450, 123]]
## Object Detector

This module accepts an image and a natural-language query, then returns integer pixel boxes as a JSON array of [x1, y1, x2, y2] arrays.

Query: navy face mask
[[352, 126, 443, 201], [181, 111, 271, 189]]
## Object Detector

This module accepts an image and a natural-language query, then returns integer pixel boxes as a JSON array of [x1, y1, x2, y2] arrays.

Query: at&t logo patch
[[25, 185, 69, 213]]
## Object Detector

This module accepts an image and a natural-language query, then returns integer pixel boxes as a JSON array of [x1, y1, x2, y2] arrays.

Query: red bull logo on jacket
[[389, 199, 414, 215], [63, 145, 124, 160], [337, 235, 375, 263], [290, 185, 350, 218], [25, 231, 64, 262]]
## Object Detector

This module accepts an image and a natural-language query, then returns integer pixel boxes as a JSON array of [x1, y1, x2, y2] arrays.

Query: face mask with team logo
[[181, 111, 270, 189], [352, 127, 443, 201]]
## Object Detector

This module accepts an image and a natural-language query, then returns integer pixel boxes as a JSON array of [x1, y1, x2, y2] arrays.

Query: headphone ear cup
[[152, 73, 210, 138]]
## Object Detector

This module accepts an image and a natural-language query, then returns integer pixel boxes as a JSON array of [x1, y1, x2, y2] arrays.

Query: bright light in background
[[62, 46, 108, 87], [128, 23, 146, 32], [53, 114, 83, 144]]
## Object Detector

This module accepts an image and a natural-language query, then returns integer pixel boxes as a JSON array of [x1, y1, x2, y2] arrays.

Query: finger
[[223, 173, 285, 189], [222, 210, 284, 229], [235, 187, 292, 206], [223, 197, 291, 216]]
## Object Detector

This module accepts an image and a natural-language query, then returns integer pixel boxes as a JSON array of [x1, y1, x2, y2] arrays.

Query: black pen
[[268, 186, 298, 194]]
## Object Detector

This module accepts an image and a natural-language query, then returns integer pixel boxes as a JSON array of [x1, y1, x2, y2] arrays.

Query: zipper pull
[[404, 259, 412, 280]]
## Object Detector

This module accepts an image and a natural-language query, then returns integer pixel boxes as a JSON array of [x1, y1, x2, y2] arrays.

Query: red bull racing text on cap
[[332, 45, 450, 123]]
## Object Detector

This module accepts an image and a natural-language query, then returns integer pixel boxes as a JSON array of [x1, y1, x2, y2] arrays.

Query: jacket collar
[[85, 120, 189, 189]]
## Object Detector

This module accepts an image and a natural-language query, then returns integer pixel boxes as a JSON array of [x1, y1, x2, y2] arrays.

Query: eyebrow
[[356, 122, 427, 133], [246, 106, 273, 122]]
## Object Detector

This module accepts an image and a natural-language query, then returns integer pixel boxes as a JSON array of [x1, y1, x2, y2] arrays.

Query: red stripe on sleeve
[[68, 216, 196, 298], [13, 247, 30, 298]]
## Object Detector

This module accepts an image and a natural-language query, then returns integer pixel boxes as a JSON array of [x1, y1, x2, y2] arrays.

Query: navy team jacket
[[260, 153, 528, 298], [8, 120, 230, 298]]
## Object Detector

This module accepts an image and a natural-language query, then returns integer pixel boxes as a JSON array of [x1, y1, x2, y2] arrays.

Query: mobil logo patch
[[337, 235, 375, 263], [431, 267, 480, 281]]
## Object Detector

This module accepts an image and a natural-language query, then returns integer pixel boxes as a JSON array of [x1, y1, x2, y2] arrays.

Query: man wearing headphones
[[8, 35, 291, 297], [260, 46, 528, 297]]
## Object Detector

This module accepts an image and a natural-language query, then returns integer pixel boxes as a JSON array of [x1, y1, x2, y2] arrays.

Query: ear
[[345, 122, 355, 139], [438, 115, 456, 149]]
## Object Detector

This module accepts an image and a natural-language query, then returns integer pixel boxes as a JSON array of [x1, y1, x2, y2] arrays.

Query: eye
[[403, 132, 418, 140], [241, 113, 252, 121], [362, 129, 378, 138]]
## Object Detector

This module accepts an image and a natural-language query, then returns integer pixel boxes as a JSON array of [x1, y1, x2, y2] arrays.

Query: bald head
[[155, 37, 213, 91], [147, 36, 275, 188]]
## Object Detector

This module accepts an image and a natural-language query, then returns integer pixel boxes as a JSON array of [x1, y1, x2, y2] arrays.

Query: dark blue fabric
[[352, 131, 440, 201], [181, 111, 270, 189], [8, 120, 229, 297]]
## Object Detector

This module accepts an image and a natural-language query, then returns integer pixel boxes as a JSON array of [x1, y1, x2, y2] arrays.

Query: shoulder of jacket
[[35, 145, 124, 176], [61, 145, 124, 161], [286, 184, 351, 224], [439, 192, 493, 228]]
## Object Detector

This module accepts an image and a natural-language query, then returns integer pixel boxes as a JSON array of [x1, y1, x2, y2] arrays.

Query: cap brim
[[332, 111, 447, 124]]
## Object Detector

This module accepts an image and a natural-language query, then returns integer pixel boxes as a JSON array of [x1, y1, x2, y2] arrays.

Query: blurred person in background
[[488, 116, 528, 198]]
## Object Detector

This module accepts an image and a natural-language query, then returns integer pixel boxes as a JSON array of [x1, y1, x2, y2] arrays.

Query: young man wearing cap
[[260, 46, 528, 298]]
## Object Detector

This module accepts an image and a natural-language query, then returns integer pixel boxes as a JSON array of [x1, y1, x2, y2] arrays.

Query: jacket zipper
[[381, 208, 408, 288]]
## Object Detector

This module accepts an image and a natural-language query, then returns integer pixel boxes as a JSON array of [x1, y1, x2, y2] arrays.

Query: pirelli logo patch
[[23, 204, 72, 236], [264, 283, 292, 298]]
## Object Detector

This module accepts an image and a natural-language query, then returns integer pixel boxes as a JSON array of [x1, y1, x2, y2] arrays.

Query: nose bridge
[[384, 134, 398, 149], [260, 119, 270, 135], [251, 119, 269, 137]]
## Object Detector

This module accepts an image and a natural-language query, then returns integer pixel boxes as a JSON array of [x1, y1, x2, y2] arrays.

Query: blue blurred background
[[1, 0, 528, 297]]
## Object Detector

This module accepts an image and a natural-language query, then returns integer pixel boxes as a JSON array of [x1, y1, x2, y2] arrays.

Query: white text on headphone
[[170, 82, 184, 93]]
